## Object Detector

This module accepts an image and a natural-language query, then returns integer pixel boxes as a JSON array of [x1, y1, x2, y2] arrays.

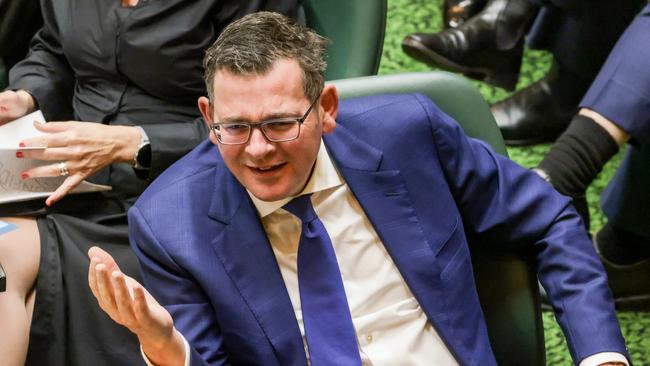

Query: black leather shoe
[[443, 0, 487, 28], [491, 63, 590, 146], [595, 223, 650, 310], [402, 0, 538, 91]]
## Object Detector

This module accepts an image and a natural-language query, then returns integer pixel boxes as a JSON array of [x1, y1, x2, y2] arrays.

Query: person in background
[[535, 3, 650, 309], [0, 1, 299, 365], [402, 0, 643, 145], [90, 12, 628, 366]]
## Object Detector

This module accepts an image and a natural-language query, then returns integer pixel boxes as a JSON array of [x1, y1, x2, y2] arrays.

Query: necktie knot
[[283, 194, 317, 223]]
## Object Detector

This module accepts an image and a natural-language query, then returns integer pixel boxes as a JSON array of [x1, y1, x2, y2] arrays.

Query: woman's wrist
[[114, 125, 144, 164]]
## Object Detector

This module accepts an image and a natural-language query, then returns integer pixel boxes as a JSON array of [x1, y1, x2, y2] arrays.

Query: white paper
[[0, 111, 111, 204], [0, 110, 47, 148]]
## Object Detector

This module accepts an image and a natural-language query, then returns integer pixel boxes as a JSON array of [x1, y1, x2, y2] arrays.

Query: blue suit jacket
[[129, 93, 627, 365]]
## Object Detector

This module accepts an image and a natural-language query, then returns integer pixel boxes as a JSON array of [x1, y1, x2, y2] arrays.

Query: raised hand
[[17, 121, 142, 205], [87, 246, 185, 366], [0, 90, 36, 125]]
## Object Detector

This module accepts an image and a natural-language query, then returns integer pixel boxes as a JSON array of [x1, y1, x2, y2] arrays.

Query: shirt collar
[[248, 141, 343, 218]]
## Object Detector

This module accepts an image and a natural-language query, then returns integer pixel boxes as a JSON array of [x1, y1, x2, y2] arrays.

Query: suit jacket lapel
[[324, 126, 454, 338], [207, 168, 307, 366]]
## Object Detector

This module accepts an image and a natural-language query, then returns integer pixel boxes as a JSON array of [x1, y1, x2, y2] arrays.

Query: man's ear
[[198, 96, 218, 145], [319, 84, 338, 134]]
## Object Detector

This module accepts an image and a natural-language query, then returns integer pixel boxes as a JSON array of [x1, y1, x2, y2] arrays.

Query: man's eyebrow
[[219, 111, 303, 123]]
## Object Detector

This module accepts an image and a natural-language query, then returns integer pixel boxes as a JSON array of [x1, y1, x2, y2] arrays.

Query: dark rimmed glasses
[[211, 98, 319, 145]]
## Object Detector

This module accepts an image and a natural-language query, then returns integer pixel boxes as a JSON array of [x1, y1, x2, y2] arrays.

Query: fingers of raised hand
[[89, 259, 142, 330], [94, 262, 119, 313], [131, 283, 175, 339], [88, 246, 122, 273], [88, 257, 101, 300], [112, 271, 139, 326], [133, 283, 162, 331]]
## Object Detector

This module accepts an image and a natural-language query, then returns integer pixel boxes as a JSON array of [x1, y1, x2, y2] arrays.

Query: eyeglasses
[[211, 98, 319, 145]]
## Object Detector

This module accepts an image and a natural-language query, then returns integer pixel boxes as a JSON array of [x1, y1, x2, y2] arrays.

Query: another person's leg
[[536, 5, 650, 305], [597, 146, 650, 308], [600, 146, 650, 265], [493, 0, 642, 145], [535, 109, 626, 229], [0, 217, 40, 366], [402, 0, 539, 91], [537, 4, 650, 227]]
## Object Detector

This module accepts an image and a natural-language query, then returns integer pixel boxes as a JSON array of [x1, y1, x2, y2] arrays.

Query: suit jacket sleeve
[[128, 205, 231, 366], [415, 94, 629, 363]]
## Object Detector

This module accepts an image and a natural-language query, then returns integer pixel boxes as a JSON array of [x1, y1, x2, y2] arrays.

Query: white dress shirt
[[144, 142, 628, 366], [250, 143, 458, 365]]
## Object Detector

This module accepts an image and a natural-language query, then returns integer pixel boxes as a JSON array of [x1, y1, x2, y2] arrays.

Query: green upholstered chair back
[[330, 71, 545, 366], [302, 0, 386, 81]]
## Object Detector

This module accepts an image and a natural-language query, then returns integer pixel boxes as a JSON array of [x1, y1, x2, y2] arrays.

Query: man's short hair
[[203, 11, 329, 102]]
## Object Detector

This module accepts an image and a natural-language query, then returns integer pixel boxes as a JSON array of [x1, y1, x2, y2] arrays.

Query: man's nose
[[245, 127, 275, 157]]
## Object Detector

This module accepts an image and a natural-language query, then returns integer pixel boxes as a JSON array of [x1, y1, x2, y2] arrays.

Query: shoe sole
[[401, 37, 517, 91], [593, 233, 650, 311]]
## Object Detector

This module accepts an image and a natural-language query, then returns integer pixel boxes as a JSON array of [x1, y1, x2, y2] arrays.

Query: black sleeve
[[140, 117, 210, 181]]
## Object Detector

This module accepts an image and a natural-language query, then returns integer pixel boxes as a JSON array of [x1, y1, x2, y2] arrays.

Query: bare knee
[[0, 217, 40, 298]]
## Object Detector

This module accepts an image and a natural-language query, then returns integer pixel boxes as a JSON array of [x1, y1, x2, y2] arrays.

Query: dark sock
[[538, 114, 619, 198]]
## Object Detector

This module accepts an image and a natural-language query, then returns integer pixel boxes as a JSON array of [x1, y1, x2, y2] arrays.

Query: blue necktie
[[283, 194, 362, 366]]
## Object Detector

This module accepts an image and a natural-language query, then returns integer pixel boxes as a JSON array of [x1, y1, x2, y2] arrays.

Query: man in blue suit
[[88, 12, 629, 366]]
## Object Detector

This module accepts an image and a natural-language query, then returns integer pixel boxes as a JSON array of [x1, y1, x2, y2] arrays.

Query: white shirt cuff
[[579, 352, 629, 366], [140, 333, 191, 366]]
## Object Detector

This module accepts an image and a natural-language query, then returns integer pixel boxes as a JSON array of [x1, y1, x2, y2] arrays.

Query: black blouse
[[9, 0, 298, 197]]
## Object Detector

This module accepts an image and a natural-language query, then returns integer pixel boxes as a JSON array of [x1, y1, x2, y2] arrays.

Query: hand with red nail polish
[[19, 122, 141, 205]]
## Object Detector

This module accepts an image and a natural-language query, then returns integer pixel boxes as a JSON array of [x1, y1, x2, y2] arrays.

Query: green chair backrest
[[331, 71, 507, 155], [330, 71, 545, 366], [302, 0, 386, 81]]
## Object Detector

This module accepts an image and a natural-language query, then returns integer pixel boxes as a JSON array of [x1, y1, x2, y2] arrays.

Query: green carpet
[[379, 0, 650, 364]]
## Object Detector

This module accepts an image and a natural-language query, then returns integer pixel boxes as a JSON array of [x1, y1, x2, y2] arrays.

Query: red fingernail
[[19, 142, 25, 147], [16, 151, 23, 158], [21, 173, 29, 180]]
